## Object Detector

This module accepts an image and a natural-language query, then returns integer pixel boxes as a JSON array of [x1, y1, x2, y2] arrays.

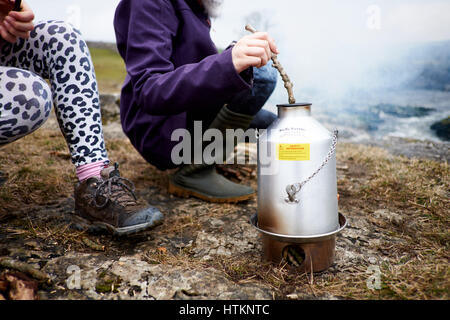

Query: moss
[[95, 282, 113, 294], [95, 270, 122, 294]]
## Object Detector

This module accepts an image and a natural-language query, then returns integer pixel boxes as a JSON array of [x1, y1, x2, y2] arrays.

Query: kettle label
[[277, 144, 310, 161]]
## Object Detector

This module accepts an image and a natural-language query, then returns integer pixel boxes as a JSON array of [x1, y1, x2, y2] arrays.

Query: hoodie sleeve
[[115, 0, 252, 116]]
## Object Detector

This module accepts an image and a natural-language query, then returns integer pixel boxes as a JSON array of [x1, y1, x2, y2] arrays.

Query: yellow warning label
[[277, 144, 310, 161]]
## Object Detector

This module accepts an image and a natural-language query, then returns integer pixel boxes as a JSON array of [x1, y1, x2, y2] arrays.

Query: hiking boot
[[168, 165, 255, 203], [73, 163, 163, 236], [168, 105, 256, 203]]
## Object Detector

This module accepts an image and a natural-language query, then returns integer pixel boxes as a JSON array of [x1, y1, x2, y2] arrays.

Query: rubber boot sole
[[168, 178, 255, 204], [71, 211, 164, 237]]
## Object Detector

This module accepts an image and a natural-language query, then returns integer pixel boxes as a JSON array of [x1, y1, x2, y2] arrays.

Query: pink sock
[[76, 161, 107, 182]]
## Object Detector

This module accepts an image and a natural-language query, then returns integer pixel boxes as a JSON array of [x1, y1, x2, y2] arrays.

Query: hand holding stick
[[245, 24, 296, 105]]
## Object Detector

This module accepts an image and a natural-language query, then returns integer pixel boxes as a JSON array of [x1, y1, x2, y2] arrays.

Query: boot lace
[[93, 164, 138, 209]]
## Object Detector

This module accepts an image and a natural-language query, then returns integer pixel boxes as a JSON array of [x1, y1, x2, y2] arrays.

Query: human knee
[[249, 109, 277, 130], [32, 20, 82, 41], [31, 21, 88, 55], [0, 68, 52, 143], [227, 62, 278, 116], [253, 61, 278, 99]]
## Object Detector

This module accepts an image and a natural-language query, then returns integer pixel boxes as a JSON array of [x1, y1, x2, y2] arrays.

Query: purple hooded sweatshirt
[[113, 0, 253, 171]]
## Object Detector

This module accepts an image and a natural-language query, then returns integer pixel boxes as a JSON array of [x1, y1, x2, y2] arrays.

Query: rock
[[373, 104, 435, 118], [374, 209, 404, 226], [146, 267, 272, 300], [43, 253, 273, 300], [193, 215, 261, 259], [98, 93, 128, 139], [87, 41, 119, 54], [209, 218, 225, 228], [99, 93, 120, 123], [349, 104, 436, 133], [431, 117, 450, 141], [287, 293, 299, 299], [362, 136, 450, 162]]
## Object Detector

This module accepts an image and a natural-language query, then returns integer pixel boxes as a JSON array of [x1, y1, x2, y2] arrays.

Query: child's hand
[[232, 32, 279, 73], [0, 0, 34, 44]]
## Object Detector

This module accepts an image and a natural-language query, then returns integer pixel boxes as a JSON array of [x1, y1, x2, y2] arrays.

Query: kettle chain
[[285, 130, 339, 203]]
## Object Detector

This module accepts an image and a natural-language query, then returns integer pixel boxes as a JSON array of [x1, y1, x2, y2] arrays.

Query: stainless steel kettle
[[257, 103, 340, 237]]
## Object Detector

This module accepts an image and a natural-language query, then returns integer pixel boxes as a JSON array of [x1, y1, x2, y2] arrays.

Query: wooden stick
[[245, 24, 296, 105], [0, 257, 51, 284], [82, 237, 105, 252]]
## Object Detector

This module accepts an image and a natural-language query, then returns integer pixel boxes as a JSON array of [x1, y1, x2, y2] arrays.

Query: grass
[[0, 130, 73, 208], [335, 143, 449, 299], [0, 127, 448, 300], [89, 47, 127, 93]]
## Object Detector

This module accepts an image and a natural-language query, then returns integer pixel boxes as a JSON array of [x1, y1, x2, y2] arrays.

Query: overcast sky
[[27, 0, 450, 45], [26, 0, 450, 95]]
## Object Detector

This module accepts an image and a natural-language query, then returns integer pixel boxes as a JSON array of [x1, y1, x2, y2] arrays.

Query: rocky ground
[[0, 96, 448, 300], [361, 136, 450, 162]]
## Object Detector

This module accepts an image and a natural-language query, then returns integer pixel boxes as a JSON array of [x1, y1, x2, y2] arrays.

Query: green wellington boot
[[168, 105, 255, 203]]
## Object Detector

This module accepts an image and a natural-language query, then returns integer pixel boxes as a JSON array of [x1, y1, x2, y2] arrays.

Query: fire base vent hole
[[282, 246, 306, 267]]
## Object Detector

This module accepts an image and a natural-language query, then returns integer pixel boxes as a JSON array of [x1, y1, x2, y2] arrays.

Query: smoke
[[201, 0, 225, 18], [212, 0, 450, 106]]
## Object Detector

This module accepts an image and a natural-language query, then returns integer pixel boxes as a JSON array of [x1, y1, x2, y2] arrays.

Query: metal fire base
[[250, 213, 347, 273]]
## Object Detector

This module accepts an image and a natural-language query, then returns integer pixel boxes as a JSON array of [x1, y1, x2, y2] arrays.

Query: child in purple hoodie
[[114, 0, 279, 203]]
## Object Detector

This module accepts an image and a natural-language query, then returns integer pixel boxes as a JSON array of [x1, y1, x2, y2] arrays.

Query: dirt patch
[[0, 123, 448, 300]]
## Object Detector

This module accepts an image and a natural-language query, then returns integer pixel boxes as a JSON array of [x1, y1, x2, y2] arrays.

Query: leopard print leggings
[[0, 20, 108, 167]]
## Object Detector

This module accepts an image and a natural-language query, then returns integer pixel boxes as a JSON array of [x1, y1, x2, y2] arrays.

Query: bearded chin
[[201, 0, 224, 18]]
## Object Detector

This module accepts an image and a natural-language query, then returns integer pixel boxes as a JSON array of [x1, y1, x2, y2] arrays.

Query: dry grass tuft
[[0, 130, 74, 212], [336, 143, 449, 299]]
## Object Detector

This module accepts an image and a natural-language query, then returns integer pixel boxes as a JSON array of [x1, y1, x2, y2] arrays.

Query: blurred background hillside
[[28, 0, 450, 142]]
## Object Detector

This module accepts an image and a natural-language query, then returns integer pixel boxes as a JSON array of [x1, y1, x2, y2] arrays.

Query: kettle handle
[[285, 130, 339, 203]]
